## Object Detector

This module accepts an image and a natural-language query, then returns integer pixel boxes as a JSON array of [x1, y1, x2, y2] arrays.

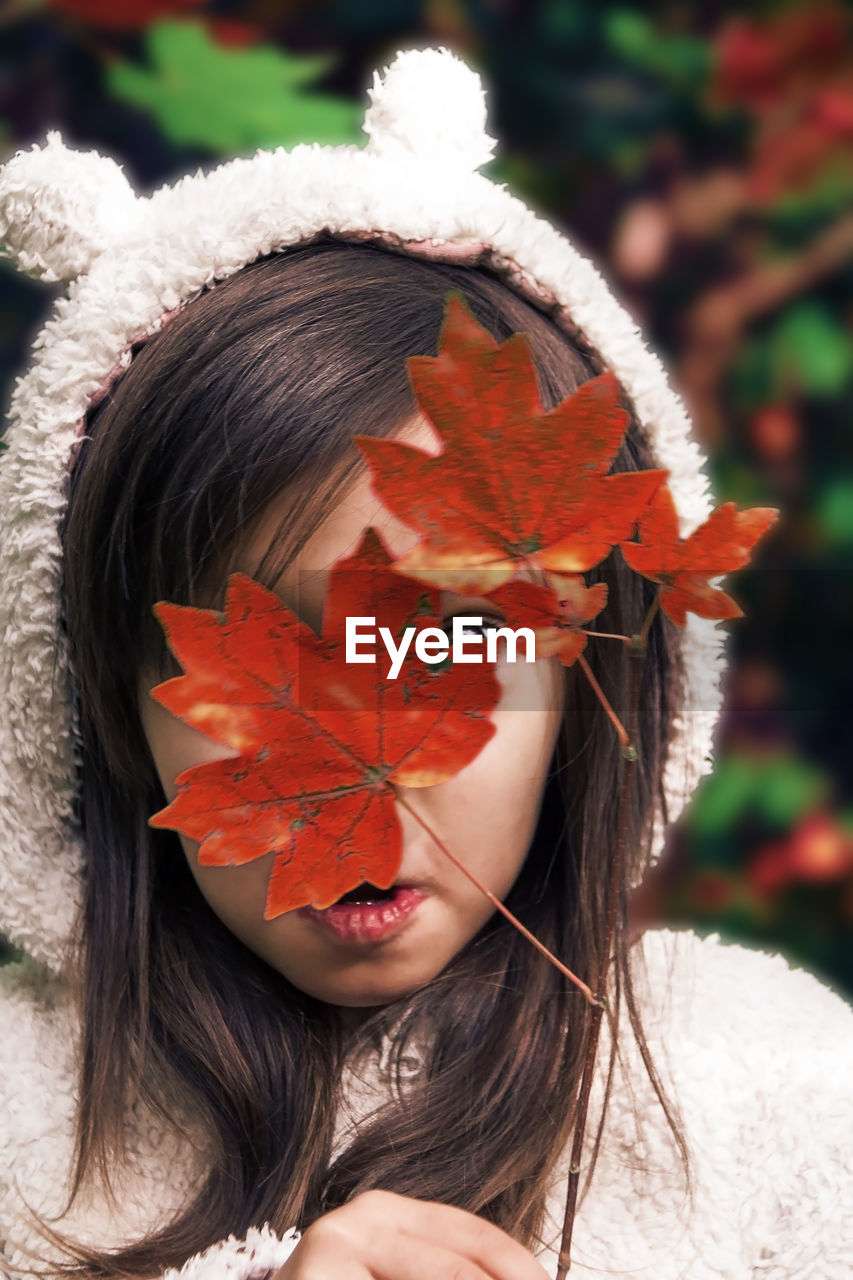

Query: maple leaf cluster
[[148, 293, 777, 917]]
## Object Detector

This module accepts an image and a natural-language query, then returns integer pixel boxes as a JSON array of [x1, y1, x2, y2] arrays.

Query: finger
[[370, 1239, 505, 1280], [273, 1228, 373, 1280], [349, 1192, 550, 1280], [399, 1207, 550, 1280]]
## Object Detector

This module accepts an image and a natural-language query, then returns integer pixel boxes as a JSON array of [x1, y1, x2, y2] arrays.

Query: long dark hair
[[48, 239, 688, 1276]]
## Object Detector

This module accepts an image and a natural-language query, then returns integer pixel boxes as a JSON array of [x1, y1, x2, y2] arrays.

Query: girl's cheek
[[444, 664, 562, 833], [492, 644, 565, 725]]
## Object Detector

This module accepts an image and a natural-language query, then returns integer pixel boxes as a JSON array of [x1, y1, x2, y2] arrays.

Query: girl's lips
[[297, 885, 426, 943]]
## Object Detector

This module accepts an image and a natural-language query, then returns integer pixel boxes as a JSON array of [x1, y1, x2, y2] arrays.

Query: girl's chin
[[281, 964, 439, 1010]]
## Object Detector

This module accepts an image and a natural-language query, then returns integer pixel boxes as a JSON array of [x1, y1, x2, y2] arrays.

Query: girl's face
[[137, 420, 564, 1009]]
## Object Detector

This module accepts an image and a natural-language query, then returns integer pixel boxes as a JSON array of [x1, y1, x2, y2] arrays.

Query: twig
[[679, 208, 853, 444], [580, 630, 632, 644], [394, 790, 601, 1006], [556, 637, 644, 1276], [576, 654, 631, 753]]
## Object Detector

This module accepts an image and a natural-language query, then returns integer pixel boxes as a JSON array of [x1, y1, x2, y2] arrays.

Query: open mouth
[[333, 881, 398, 906], [297, 881, 427, 943]]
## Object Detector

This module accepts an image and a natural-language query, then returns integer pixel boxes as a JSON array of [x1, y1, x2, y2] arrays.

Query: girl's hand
[[273, 1189, 551, 1280]]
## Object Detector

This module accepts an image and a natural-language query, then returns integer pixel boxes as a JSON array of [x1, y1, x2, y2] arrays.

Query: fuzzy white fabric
[[0, 46, 724, 973], [363, 47, 497, 170], [1, 928, 851, 1279], [0, 131, 144, 283]]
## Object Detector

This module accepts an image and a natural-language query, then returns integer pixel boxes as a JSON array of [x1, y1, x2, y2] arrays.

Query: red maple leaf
[[620, 485, 778, 626], [353, 293, 667, 596], [487, 574, 609, 667], [147, 528, 500, 917]]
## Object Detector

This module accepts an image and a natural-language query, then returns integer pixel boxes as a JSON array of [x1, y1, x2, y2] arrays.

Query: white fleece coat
[[2, 926, 851, 1280]]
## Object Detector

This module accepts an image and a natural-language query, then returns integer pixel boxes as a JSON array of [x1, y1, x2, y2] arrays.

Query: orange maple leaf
[[354, 293, 667, 596], [147, 528, 500, 917], [487, 574, 609, 667], [621, 485, 778, 626]]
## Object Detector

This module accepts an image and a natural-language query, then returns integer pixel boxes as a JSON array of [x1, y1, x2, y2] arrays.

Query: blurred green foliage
[[604, 9, 711, 92], [109, 19, 362, 152], [690, 753, 830, 837]]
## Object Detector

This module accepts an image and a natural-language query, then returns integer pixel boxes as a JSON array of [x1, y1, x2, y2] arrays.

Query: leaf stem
[[580, 630, 632, 644], [636, 594, 660, 650], [556, 651, 642, 1277], [394, 790, 600, 1007], [576, 654, 631, 752]]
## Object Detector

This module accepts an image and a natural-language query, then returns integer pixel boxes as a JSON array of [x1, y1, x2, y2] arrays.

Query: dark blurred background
[[1, 0, 851, 998]]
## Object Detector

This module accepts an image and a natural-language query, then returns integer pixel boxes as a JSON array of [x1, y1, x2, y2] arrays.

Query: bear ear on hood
[[0, 130, 142, 284]]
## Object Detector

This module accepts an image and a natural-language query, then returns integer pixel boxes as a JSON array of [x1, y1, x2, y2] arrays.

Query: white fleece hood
[[0, 46, 724, 974]]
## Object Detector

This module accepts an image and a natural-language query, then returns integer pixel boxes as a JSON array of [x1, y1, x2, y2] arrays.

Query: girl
[[0, 47, 850, 1280]]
